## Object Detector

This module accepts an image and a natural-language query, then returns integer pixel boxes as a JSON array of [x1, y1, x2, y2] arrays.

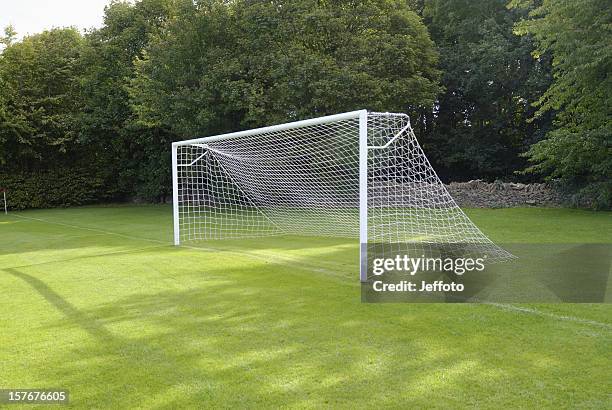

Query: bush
[[0, 168, 119, 210]]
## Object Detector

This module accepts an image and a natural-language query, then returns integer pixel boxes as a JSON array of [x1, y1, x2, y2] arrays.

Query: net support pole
[[172, 143, 180, 245], [359, 110, 368, 282], [3, 190, 6, 214]]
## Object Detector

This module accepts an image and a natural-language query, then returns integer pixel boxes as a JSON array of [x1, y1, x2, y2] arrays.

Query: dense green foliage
[[0, 0, 609, 208], [0, 28, 85, 169], [510, 0, 611, 208], [77, 0, 179, 202], [0, 168, 114, 210], [130, 0, 441, 137], [421, 0, 552, 181]]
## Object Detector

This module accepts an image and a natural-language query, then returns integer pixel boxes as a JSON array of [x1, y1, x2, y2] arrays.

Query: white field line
[[10, 214, 175, 246], [9, 214, 611, 329], [4, 244, 170, 271], [486, 303, 612, 330]]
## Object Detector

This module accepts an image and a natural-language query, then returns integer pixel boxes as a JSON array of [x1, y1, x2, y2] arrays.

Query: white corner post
[[171, 143, 180, 245], [359, 110, 368, 282]]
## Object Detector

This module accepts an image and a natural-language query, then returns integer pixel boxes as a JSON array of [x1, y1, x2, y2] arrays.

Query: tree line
[[0, 0, 609, 209]]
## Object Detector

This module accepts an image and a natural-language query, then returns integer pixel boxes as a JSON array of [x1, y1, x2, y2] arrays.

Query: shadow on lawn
[[0, 228, 162, 261], [4, 244, 171, 271], [6, 260, 576, 409], [0, 210, 172, 258], [4, 207, 612, 406], [6, 239, 610, 408], [1, 208, 357, 259], [5, 268, 116, 343]]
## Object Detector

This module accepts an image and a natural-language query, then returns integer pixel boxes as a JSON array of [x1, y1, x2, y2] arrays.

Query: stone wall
[[445, 180, 567, 208]]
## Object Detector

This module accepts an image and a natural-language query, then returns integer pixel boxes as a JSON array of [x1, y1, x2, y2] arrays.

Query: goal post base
[[360, 243, 368, 282]]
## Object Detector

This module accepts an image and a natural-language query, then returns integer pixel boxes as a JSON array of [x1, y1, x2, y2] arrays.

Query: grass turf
[[1, 205, 610, 408]]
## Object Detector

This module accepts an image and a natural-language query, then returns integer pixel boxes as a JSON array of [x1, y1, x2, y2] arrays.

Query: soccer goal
[[172, 110, 513, 281]]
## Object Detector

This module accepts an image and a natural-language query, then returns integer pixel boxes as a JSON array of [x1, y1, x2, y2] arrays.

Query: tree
[[78, 0, 181, 201], [0, 28, 85, 169], [0, 25, 17, 48], [420, 0, 552, 181], [510, 0, 611, 208], [130, 0, 442, 138]]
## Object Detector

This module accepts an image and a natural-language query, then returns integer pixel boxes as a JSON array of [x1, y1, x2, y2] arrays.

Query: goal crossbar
[[172, 110, 366, 146]]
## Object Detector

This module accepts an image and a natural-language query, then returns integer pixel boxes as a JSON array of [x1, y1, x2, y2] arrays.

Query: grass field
[[1, 205, 611, 408]]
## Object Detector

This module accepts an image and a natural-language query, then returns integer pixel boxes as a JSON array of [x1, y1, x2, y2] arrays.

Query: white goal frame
[[172, 110, 511, 282], [173, 110, 370, 279]]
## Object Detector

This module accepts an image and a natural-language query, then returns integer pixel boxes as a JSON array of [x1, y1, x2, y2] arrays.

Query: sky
[[0, 0, 114, 40]]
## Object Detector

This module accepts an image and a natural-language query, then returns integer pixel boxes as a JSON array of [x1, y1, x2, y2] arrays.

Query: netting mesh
[[175, 112, 513, 274]]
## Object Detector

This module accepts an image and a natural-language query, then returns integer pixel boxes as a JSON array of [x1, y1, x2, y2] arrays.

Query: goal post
[[171, 110, 513, 282], [172, 143, 180, 245], [0, 188, 6, 214], [358, 110, 368, 282]]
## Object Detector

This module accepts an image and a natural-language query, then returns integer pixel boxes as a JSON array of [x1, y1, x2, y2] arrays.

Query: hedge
[[0, 168, 119, 210]]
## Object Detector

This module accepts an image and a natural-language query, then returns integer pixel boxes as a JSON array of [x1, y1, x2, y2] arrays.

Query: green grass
[[1, 205, 610, 408]]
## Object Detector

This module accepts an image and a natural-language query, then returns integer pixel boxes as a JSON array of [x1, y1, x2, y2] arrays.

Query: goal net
[[172, 110, 513, 281]]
